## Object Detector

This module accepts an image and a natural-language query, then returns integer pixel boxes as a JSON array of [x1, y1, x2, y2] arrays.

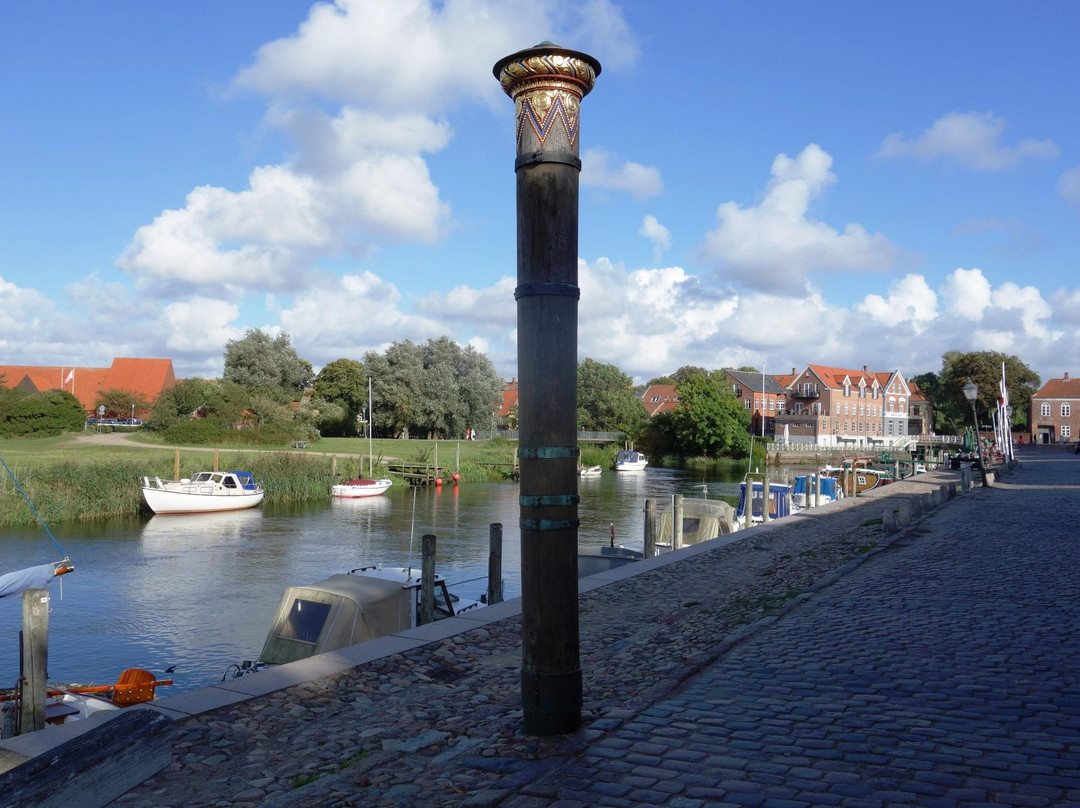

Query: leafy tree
[[223, 329, 314, 403], [455, 345, 504, 435], [145, 378, 250, 431], [669, 372, 752, 458], [577, 358, 643, 434], [939, 351, 1040, 431], [94, 387, 150, 420], [314, 358, 369, 435], [646, 365, 708, 386], [0, 389, 86, 437], [910, 371, 948, 431], [365, 340, 423, 438]]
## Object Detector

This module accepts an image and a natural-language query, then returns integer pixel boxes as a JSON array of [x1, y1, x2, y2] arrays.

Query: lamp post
[[962, 380, 988, 487]]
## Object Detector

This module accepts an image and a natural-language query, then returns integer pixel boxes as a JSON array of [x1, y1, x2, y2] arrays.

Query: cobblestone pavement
[[110, 449, 1079, 807]]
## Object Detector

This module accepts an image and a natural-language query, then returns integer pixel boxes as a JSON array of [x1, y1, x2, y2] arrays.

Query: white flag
[[64, 368, 74, 384]]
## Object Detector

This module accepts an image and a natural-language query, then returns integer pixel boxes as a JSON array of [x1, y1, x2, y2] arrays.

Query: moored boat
[[735, 478, 794, 524], [613, 450, 648, 472], [141, 471, 264, 514], [331, 478, 393, 498], [229, 565, 484, 675], [579, 465, 602, 477], [657, 497, 740, 547], [792, 474, 842, 509]]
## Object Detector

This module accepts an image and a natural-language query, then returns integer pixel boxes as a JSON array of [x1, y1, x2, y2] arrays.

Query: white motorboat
[[614, 450, 648, 472], [140, 471, 264, 514], [579, 465, 602, 477], [331, 478, 393, 498]]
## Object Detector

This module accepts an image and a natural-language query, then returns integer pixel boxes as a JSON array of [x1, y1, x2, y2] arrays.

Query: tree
[[577, 359, 643, 434], [223, 329, 313, 403], [365, 341, 424, 438], [939, 351, 1040, 431], [94, 387, 150, 421], [145, 378, 249, 431], [0, 389, 86, 437], [669, 372, 752, 458], [314, 358, 369, 435]]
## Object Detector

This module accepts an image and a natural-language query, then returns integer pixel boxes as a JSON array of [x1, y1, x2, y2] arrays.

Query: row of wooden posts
[[415, 524, 505, 626]]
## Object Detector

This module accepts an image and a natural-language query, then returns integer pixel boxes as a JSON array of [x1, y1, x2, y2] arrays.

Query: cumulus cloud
[[163, 298, 245, 355], [699, 144, 899, 289], [638, 215, 671, 261], [940, 267, 993, 320], [877, 111, 1059, 171], [1059, 165, 1080, 214], [856, 274, 938, 332], [230, 0, 637, 112], [581, 147, 663, 199]]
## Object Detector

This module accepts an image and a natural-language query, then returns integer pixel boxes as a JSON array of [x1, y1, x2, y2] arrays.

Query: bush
[[162, 418, 231, 445]]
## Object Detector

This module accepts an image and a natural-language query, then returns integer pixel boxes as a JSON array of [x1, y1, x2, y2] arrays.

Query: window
[[1041, 402, 1051, 416], [744, 399, 751, 409], [650, 396, 659, 402], [279, 599, 331, 645], [843, 382, 851, 396], [1063, 403, 1072, 417], [1064, 425, 1072, 438]]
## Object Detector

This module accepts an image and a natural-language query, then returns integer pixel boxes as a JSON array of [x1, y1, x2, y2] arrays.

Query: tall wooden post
[[419, 534, 436, 626], [673, 494, 684, 550], [643, 499, 657, 558], [495, 42, 600, 736], [20, 589, 49, 734], [487, 523, 504, 605]]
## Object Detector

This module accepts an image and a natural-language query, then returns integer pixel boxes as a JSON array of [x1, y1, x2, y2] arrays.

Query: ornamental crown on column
[[493, 42, 601, 155]]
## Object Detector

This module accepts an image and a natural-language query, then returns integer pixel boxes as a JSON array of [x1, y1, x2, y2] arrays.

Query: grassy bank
[[0, 435, 624, 528]]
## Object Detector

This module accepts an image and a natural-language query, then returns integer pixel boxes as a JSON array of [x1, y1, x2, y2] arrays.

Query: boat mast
[[368, 376, 374, 478]]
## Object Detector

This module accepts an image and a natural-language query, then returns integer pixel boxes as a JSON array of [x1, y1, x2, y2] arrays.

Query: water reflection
[[1, 464, 781, 693]]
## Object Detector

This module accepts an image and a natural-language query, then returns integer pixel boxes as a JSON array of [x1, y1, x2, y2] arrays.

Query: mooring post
[[487, 523, 504, 605], [494, 41, 600, 737], [644, 499, 657, 558], [814, 472, 822, 508], [173, 448, 180, 481], [673, 494, 684, 550], [763, 477, 771, 523], [20, 588, 49, 734], [419, 534, 436, 626]]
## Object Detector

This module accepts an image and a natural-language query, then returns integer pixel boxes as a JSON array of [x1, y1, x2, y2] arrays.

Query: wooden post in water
[[20, 588, 49, 734], [763, 477, 771, 523], [673, 494, 684, 550], [813, 473, 821, 508], [487, 523, 504, 605], [419, 534, 436, 625], [213, 448, 219, 473], [643, 499, 657, 558], [495, 41, 599, 737], [173, 449, 181, 481]]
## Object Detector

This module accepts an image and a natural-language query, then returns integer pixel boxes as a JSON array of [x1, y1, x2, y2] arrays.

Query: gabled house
[[0, 358, 176, 417], [640, 384, 679, 417], [496, 378, 518, 422], [726, 370, 787, 438], [1030, 372, 1080, 444], [907, 381, 934, 437], [774, 364, 911, 448]]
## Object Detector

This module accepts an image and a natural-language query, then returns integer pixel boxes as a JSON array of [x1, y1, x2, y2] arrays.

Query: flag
[[64, 368, 74, 385]]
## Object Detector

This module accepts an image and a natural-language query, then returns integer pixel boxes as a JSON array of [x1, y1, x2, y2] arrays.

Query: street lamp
[[962, 380, 988, 487]]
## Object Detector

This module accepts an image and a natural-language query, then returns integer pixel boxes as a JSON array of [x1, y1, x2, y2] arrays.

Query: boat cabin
[[735, 480, 794, 522], [258, 568, 464, 666], [656, 498, 739, 547]]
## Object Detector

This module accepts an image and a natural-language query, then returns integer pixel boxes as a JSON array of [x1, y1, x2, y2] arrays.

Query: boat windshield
[[278, 598, 332, 645]]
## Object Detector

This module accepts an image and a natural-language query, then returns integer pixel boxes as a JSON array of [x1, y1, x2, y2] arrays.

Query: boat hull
[[331, 479, 393, 498], [141, 472, 264, 514]]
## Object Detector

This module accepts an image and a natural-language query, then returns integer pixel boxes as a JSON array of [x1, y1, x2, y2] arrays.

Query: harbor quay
[[4, 447, 1078, 807]]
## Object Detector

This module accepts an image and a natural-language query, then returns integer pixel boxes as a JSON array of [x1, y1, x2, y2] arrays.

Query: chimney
[[1066, 372, 1070, 381], [791, 367, 796, 376], [863, 365, 868, 374]]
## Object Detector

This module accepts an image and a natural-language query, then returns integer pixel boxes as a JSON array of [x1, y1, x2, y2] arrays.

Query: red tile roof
[[1034, 376, 1080, 398], [0, 358, 176, 415], [496, 378, 518, 418], [641, 384, 679, 417]]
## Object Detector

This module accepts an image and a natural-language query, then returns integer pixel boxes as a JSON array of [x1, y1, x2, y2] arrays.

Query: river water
[[1, 466, 756, 694]]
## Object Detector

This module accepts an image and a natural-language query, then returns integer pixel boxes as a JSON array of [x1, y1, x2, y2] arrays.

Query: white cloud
[[638, 215, 671, 261], [940, 267, 993, 320], [230, 0, 637, 112], [877, 111, 1059, 171], [856, 274, 938, 332], [699, 144, 899, 289], [1059, 165, 1080, 214], [164, 298, 244, 354], [581, 147, 663, 199], [1050, 287, 1080, 325]]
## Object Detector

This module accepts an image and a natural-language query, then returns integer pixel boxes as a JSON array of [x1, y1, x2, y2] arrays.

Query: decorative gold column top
[[493, 42, 601, 159]]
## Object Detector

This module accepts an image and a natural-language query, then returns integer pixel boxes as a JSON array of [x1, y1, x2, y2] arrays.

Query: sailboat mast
[[368, 376, 374, 478]]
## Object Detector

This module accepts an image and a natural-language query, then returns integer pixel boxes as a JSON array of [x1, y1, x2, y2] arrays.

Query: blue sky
[[2, 1, 1077, 385]]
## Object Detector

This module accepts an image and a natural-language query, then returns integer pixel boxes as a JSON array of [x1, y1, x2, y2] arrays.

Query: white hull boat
[[614, 450, 648, 472], [331, 478, 393, 498], [141, 471, 264, 514]]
